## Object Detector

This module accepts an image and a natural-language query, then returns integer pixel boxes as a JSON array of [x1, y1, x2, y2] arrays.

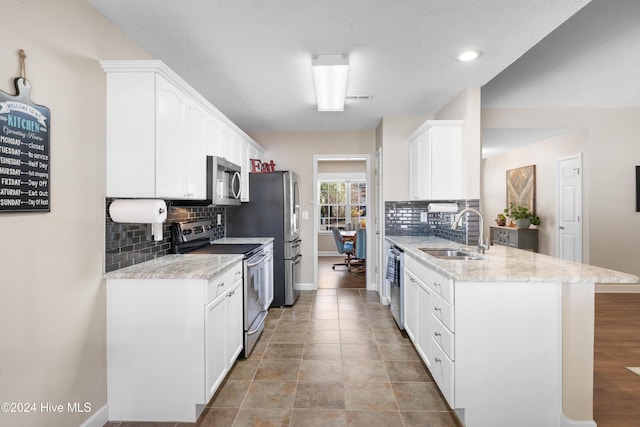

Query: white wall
[[0, 1, 150, 426], [483, 107, 640, 276], [482, 131, 588, 257]]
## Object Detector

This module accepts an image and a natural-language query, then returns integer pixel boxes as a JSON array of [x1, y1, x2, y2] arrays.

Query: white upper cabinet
[[101, 60, 263, 201], [408, 120, 463, 200]]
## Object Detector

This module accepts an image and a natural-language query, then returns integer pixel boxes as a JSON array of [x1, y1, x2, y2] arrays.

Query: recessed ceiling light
[[458, 50, 482, 62]]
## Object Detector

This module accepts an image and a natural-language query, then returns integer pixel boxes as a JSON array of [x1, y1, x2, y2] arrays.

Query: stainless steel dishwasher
[[387, 245, 404, 330]]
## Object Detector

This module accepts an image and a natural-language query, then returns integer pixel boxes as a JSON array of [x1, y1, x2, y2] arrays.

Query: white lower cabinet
[[405, 253, 563, 427], [107, 260, 243, 422], [205, 280, 243, 402], [404, 266, 432, 365]]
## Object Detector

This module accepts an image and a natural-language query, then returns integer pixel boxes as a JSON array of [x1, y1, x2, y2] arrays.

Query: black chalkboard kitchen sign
[[0, 77, 50, 212]]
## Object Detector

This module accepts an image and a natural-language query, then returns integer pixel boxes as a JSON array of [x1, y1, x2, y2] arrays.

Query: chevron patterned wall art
[[506, 165, 536, 213]]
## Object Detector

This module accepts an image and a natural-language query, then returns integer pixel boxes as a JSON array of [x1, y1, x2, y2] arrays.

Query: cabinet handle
[[409, 277, 416, 283], [434, 307, 441, 312], [435, 358, 442, 363], [218, 282, 225, 287], [227, 290, 235, 297], [433, 282, 441, 287], [434, 332, 441, 337]]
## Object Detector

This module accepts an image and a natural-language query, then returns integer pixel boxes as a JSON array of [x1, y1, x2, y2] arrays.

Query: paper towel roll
[[109, 199, 167, 224], [427, 203, 459, 213]]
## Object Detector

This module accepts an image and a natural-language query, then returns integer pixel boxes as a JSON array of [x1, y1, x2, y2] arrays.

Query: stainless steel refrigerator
[[226, 171, 301, 306]]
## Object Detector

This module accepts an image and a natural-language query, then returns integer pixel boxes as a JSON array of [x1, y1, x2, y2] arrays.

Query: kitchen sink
[[419, 248, 484, 260]]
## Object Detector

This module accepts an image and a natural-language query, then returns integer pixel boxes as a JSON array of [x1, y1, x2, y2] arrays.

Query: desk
[[340, 230, 357, 243]]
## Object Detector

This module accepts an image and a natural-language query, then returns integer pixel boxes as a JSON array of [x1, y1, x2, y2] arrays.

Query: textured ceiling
[[87, 0, 590, 132]]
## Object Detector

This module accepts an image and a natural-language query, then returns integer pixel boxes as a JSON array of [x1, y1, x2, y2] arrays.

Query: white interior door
[[557, 154, 583, 262]]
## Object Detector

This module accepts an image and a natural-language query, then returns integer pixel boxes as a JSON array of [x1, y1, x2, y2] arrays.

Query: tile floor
[[105, 289, 460, 427]]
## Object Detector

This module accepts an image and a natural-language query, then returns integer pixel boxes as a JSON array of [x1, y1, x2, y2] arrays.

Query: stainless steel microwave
[[206, 156, 242, 206]]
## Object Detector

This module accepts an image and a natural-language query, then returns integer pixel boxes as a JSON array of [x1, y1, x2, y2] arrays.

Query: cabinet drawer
[[206, 262, 242, 303], [425, 268, 453, 305], [432, 317, 454, 361], [431, 291, 454, 331], [431, 337, 455, 408]]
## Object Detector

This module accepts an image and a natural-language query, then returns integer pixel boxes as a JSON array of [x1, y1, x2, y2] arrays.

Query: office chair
[[351, 228, 366, 274], [331, 226, 354, 270]]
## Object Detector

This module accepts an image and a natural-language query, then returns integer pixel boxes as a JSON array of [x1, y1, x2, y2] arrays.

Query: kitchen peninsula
[[386, 235, 639, 427], [104, 236, 274, 423]]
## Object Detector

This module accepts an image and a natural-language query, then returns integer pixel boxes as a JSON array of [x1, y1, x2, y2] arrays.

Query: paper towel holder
[[108, 199, 168, 242]]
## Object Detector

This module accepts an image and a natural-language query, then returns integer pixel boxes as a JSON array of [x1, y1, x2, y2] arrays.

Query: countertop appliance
[[226, 171, 301, 306], [387, 244, 404, 329], [171, 220, 270, 357]]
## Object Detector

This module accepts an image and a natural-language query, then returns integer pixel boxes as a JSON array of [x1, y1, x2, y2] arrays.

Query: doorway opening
[[313, 154, 372, 290]]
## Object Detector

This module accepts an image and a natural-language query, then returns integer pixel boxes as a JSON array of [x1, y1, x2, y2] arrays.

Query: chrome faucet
[[451, 207, 490, 253]]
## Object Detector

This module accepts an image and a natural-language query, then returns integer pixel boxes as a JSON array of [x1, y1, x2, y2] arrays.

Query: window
[[318, 179, 366, 231]]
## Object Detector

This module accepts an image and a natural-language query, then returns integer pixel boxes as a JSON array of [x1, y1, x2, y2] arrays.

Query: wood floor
[[594, 293, 640, 427], [318, 256, 366, 289]]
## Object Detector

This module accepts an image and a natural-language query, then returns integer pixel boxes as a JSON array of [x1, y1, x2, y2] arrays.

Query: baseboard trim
[[318, 251, 341, 257], [295, 282, 315, 291], [596, 284, 640, 293], [79, 404, 108, 427], [560, 414, 596, 427]]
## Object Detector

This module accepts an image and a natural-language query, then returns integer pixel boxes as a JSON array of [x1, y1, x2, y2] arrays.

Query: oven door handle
[[246, 254, 268, 268], [247, 310, 268, 335]]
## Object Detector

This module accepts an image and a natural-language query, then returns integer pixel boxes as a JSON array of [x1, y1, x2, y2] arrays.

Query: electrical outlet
[[217, 214, 222, 226], [420, 212, 428, 222]]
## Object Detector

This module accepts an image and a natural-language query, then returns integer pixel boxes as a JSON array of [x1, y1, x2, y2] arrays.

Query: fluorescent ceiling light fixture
[[312, 54, 349, 112], [458, 50, 482, 62]]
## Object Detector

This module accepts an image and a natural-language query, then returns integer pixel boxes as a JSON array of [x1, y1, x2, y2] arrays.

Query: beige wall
[[248, 130, 375, 285], [0, 1, 150, 426], [375, 117, 427, 201], [482, 108, 640, 276], [482, 131, 588, 257]]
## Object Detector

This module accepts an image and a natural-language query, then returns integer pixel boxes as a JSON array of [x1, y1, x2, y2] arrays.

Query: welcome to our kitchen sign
[[0, 77, 50, 212]]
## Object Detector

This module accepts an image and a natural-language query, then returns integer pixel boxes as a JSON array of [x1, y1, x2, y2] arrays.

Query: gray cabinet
[[490, 226, 538, 252]]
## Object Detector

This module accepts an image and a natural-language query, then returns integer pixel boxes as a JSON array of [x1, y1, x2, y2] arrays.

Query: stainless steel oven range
[[171, 220, 270, 358]]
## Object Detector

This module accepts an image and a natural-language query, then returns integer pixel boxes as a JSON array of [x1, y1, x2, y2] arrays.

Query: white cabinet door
[[105, 72, 156, 197], [156, 75, 188, 199], [408, 120, 463, 200], [186, 99, 207, 199], [416, 280, 432, 366], [430, 126, 462, 199], [205, 292, 227, 402], [409, 133, 430, 200], [204, 113, 222, 156], [227, 280, 244, 366], [403, 269, 418, 343]]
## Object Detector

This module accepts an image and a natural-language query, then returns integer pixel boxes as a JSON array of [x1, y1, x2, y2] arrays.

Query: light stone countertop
[[386, 235, 640, 284], [104, 254, 243, 280]]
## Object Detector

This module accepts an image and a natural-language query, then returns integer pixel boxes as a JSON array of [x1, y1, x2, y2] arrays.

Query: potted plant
[[529, 215, 541, 229], [504, 202, 535, 229]]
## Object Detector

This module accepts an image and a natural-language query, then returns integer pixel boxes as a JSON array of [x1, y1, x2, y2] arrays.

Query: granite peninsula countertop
[[386, 235, 640, 284]]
